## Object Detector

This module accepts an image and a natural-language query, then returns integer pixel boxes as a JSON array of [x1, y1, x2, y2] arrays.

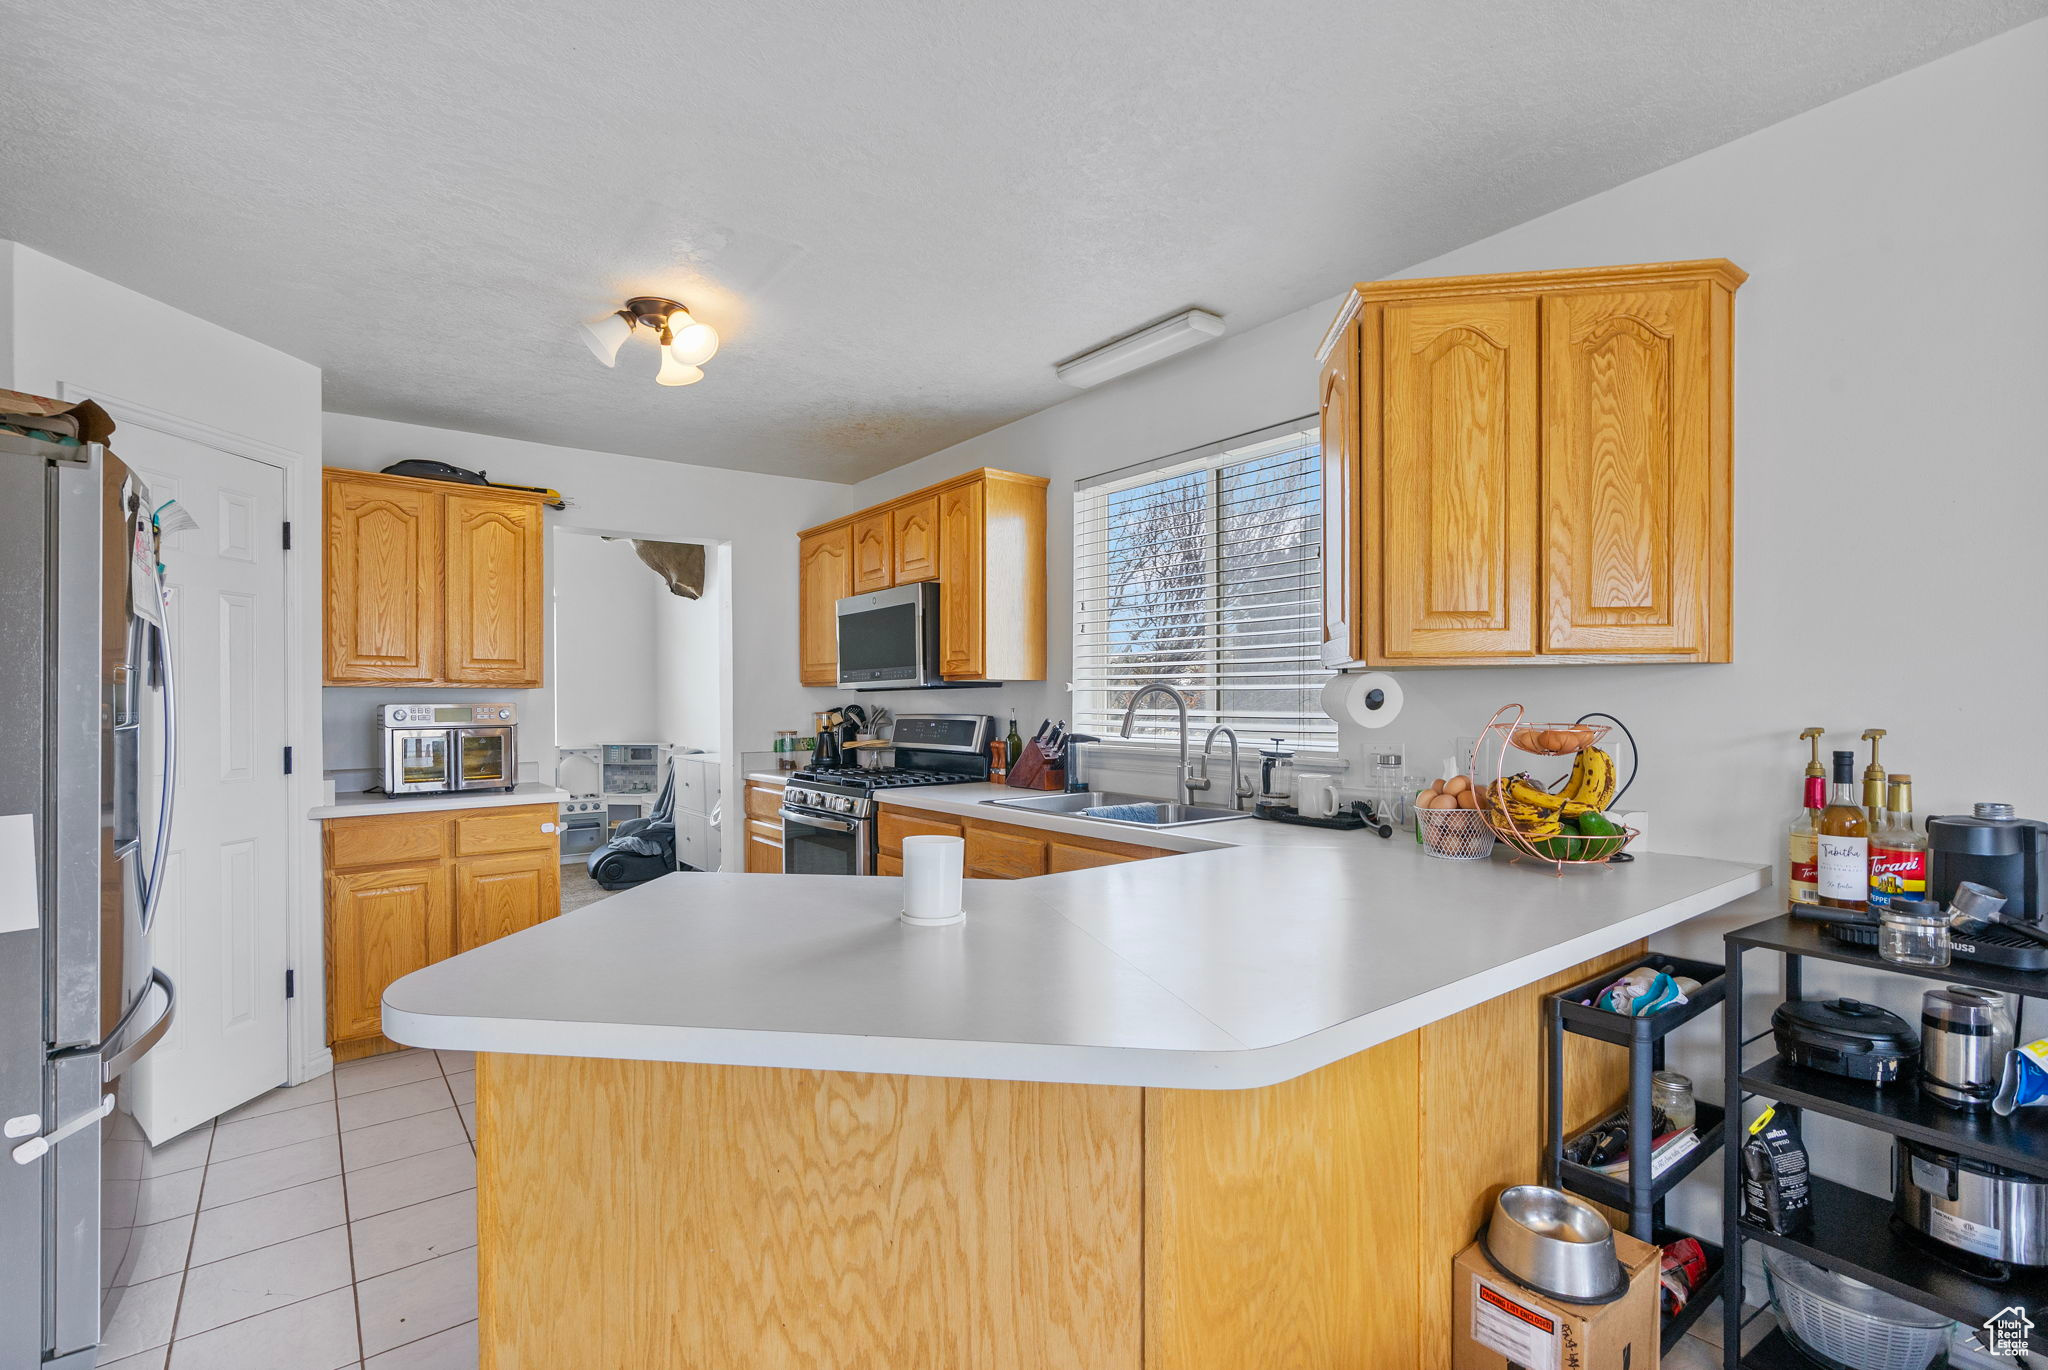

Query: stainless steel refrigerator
[[1, 428, 179, 1368]]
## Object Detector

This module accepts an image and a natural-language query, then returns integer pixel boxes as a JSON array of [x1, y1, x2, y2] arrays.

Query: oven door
[[454, 727, 516, 791], [386, 728, 456, 793], [781, 806, 872, 875]]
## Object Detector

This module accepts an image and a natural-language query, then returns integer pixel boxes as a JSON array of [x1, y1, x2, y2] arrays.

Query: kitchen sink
[[984, 790, 1251, 828]]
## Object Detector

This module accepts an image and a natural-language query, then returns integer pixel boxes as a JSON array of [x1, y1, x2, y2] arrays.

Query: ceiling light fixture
[[579, 296, 722, 386], [1053, 309, 1226, 389]]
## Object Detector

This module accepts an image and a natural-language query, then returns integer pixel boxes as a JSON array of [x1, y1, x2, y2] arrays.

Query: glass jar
[[1878, 904, 1951, 968], [1651, 1070, 1697, 1131]]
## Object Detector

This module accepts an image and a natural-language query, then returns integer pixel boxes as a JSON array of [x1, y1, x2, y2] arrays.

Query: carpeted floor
[[558, 865, 618, 913]]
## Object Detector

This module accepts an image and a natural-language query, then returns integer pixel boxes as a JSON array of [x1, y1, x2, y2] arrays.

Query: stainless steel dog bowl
[[1485, 1185, 1625, 1302]]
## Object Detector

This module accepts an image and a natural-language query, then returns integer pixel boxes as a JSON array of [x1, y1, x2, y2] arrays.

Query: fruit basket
[[1471, 704, 1638, 872]]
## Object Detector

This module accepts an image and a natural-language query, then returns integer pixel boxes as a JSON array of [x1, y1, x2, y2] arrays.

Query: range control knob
[[498, 708, 511, 719]]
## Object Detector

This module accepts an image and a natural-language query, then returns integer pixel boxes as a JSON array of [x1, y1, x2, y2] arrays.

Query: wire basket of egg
[[1471, 704, 1638, 872], [1414, 774, 1497, 860]]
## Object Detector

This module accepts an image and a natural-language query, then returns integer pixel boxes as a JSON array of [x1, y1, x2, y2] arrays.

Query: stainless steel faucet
[[1192, 725, 1255, 810], [1118, 684, 1197, 805]]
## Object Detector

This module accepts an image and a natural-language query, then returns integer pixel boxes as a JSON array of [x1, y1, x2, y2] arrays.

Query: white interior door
[[122, 429, 291, 1143]]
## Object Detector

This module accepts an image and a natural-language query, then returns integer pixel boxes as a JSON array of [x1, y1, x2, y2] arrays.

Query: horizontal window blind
[[1072, 419, 1333, 748]]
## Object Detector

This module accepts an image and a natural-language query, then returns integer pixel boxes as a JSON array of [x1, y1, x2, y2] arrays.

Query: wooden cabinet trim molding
[[798, 467, 1050, 542], [1342, 258, 1747, 308]]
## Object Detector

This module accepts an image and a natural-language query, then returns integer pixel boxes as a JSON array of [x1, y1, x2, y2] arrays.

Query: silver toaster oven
[[379, 702, 519, 795]]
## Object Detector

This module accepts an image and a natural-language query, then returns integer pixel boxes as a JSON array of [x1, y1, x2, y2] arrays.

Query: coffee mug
[[1298, 774, 1342, 819]]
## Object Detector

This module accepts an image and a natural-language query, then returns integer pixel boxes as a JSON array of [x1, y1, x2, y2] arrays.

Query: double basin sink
[[983, 789, 1250, 829]]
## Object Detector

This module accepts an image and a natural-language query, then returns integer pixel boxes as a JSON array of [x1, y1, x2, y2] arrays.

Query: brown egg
[[1529, 730, 1559, 752], [1457, 789, 1481, 810], [1513, 727, 1547, 751], [1443, 775, 1471, 796], [1425, 793, 1461, 810], [1564, 726, 1595, 750]]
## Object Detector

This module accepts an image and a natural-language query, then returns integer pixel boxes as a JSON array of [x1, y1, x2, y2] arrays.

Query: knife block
[[1004, 740, 1066, 791]]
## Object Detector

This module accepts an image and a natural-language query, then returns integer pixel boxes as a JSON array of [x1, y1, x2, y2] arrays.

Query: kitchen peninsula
[[384, 804, 1764, 1369]]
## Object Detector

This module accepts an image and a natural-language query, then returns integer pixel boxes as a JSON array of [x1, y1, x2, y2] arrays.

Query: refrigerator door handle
[[50, 968, 176, 1082], [138, 595, 178, 935], [9, 1094, 114, 1166]]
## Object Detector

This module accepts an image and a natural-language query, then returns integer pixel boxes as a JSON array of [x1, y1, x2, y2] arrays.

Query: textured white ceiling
[[3, 2, 2041, 482]]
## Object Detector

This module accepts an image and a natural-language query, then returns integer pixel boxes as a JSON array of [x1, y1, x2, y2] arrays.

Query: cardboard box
[[1452, 1227, 1661, 1370]]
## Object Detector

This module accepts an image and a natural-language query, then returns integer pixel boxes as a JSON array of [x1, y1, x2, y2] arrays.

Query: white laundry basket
[[1763, 1248, 1951, 1370]]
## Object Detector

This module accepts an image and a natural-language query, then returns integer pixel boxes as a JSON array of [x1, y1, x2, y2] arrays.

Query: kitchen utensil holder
[[1546, 953, 1728, 1357], [1003, 739, 1065, 791]]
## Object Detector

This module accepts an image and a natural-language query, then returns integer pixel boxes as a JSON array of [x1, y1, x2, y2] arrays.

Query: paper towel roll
[[1321, 671, 1404, 729], [900, 834, 965, 926]]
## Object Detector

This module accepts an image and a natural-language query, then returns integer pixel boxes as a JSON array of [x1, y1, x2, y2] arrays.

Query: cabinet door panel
[[326, 864, 447, 1044], [851, 513, 894, 593], [1318, 318, 1364, 667], [878, 807, 965, 857], [877, 853, 903, 877], [327, 812, 446, 869], [445, 492, 544, 685], [324, 475, 441, 683], [1377, 297, 1539, 659], [963, 821, 1045, 880], [454, 851, 558, 954], [745, 822, 784, 873], [1542, 285, 1712, 655], [798, 527, 852, 686], [891, 496, 940, 583], [454, 806, 558, 856], [745, 783, 785, 823], [938, 482, 985, 679]]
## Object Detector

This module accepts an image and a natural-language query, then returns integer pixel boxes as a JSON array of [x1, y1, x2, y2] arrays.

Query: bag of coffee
[[1740, 1104, 1812, 1236]]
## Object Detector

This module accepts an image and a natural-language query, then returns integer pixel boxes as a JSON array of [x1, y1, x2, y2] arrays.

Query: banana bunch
[[1485, 775, 1567, 838], [1559, 746, 1619, 811]]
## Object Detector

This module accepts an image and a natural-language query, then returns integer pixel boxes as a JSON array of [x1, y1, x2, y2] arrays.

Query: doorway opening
[[549, 527, 733, 903]]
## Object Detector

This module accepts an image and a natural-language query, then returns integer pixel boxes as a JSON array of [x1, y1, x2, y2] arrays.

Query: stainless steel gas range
[[780, 714, 992, 875]]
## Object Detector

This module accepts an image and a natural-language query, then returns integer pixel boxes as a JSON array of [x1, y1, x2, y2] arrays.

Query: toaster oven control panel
[[381, 703, 518, 727]]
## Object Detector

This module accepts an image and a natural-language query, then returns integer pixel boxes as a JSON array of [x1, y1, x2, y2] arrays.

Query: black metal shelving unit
[[1724, 914, 2048, 1367], [1545, 952, 1728, 1355]]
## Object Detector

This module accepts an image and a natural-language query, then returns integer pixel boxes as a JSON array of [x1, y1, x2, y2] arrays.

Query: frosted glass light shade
[[655, 353, 705, 386], [580, 311, 633, 366], [668, 322, 720, 367]]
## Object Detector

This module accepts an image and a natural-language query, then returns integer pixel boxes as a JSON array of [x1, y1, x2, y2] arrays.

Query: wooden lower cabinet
[[324, 804, 557, 1059], [877, 806, 1165, 879], [744, 820, 784, 873], [325, 864, 448, 1048]]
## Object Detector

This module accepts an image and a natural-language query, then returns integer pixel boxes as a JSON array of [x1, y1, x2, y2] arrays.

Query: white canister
[[900, 834, 965, 926]]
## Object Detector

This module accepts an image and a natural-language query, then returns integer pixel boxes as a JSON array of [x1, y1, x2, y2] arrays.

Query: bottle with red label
[[1787, 775, 1825, 908], [1869, 773, 1929, 908]]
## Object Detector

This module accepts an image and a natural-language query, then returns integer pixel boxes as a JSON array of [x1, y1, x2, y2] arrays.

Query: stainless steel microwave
[[836, 581, 948, 689], [379, 702, 519, 794]]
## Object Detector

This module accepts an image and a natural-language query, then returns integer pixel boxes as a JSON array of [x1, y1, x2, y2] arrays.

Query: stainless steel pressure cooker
[[1895, 1138, 2048, 1266]]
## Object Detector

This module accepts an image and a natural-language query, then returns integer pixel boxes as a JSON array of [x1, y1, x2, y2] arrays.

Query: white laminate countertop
[[385, 773, 1767, 1088], [309, 782, 569, 820]]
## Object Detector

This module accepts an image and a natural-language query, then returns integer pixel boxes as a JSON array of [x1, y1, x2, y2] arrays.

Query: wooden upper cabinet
[[445, 491, 544, 686], [798, 524, 853, 687], [1377, 295, 1540, 660], [1542, 283, 1722, 658], [324, 472, 442, 683], [892, 496, 940, 583], [1317, 260, 1741, 666], [850, 512, 894, 593], [324, 469, 549, 686], [937, 480, 986, 679], [1318, 314, 1363, 668], [798, 469, 1045, 688]]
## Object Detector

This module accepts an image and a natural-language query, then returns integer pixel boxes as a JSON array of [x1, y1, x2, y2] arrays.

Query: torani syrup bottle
[[1869, 774, 1929, 909]]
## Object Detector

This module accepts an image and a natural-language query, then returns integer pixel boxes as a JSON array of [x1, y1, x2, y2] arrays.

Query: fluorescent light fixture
[[580, 310, 634, 366], [1054, 309, 1225, 389]]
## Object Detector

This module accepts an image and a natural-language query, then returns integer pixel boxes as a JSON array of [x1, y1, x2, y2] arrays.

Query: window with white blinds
[[1072, 419, 1333, 749]]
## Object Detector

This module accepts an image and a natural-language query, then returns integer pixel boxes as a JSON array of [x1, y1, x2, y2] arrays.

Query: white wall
[[815, 21, 2048, 1217], [321, 414, 845, 859], [655, 542, 726, 751], [552, 531, 662, 749], [3, 241, 333, 1082]]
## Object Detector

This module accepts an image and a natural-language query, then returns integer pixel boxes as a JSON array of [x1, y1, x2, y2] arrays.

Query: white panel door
[[123, 430, 291, 1143]]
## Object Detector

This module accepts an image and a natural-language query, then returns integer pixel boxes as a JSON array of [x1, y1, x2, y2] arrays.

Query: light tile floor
[[106, 1048, 480, 1370]]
